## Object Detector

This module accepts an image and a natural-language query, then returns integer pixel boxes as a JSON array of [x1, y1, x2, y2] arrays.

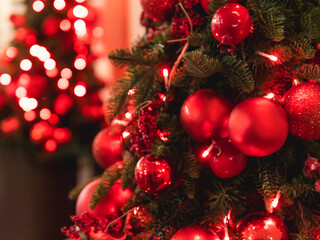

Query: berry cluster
[[130, 103, 159, 156], [303, 156, 320, 193]]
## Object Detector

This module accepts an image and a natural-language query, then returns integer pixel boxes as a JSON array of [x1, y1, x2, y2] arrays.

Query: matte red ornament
[[180, 89, 233, 143], [140, 0, 179, 22], [209, 140, 248, 178], [282, 82, 320, 140], [236, 212, 289, 240], [135, 154, 172, 194], [76, 179, 133, 219], [201, 0, 239, 13], [171, 225, 220, 240], [228, 97, 288, 157], [92, 125, 123, 169], [211, 3, 251, 49]]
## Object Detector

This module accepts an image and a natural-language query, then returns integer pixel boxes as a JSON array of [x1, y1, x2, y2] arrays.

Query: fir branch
[[300, 8, 320, 40], [183, 50, 222, 78], [179, 152, 201, 179], [295, 64, 320, 81], [247, 0, 286, 42], [287, 38, 315, 59], [221, 55, 255, 93], [121, 157, 138, 189], [90, 162, 124, 209], [208, 0, 228, 14], [182, 178, 197, 199]]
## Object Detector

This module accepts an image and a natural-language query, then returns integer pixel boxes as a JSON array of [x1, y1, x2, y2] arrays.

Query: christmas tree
[[63, 0, 320, 239], [0, 0, 103, 161]]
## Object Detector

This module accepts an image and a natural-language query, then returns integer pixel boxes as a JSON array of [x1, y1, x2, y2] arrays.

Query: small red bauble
[[171, 225, 220, 240], [282, 82, 320, 140], [140, 0, 179, 22], [135, 154, 172, 194], [180, 89, 233, 143], [76, 179, 133, 218], [211, 3, 251, 48], [92, 125, 123, 169], [201, 0, 239, 13], [228, 97, 288, 157], [209, 140, 248, 178], [236, 212, 289, 240]]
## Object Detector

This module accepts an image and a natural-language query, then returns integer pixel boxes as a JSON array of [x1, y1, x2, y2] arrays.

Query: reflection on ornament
[[171, 225, 220, 240]]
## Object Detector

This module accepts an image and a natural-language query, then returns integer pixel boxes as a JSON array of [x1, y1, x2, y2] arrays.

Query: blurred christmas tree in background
[[63, 0, 320, 239], [0, 0, 104, 161]]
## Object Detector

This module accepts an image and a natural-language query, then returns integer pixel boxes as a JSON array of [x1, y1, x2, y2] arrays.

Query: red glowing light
[[6, 47, 18, 59], [264, 93, 275, 99], [57, 78, 69, 90], [269, 55, 278, 62], [201, 141, 217, 158], [93, 27, 104, 38], [158, 93, 166, 102], [122, 131, 131, 139], [16, 87, 27, 99], [157, 129, 170, 142], [53, 128, 72, 143], [125, 112, 132, 120], [20, 59, 32, 71], [61, 68, 73, 79], [128, 89, 135, 96], [73, 5, 89, 18], [60, 19, 71, 31], [40, 108, 51, 120], [74, 57, 87, 70], [24, 111, 36, 121], [48, 113, 59, 125], [1, 117, 20, 134], [53, 0, 66, 10], [45, 139, 57, 152], [74, 19, 87, 37], [269, 190, 281, 213], [256, 50, 279, 62], [46, 68, 58, 78], [74, 84, 87, 97], [19, 97, 38, 111], [44, 59, 56, 70], [33, 0, 45, 12], [0, 74, 12, 85], [162, 68, 169, 78]]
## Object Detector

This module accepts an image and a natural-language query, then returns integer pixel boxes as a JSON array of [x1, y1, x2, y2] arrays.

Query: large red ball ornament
[[211, 3, 251, 48], [209, 140, 248, 178], [135, 154, 172, 194], [282, 82, 320, 140], [228, 97, 288, 157], [180, 89, 233, 143], [92, 125, 123, 169], [237, 212, 289, 240], [171, 225, 220, 240], [140, 0, 179, 22], [76, 179, 133, 219]]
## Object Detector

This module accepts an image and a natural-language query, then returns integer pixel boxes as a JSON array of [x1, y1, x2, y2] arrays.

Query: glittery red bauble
[[228, 97, 288, 157], [180, 89, 233, 143], [42, 17, 60, 37], [140, 0, 179, 22], [282, 82, 320, 140], [171, 225, 220, 240], [135, 154, 172, 194], [201, 0, 239, 13], [92, 125, 123, 169], [209, 140, 248, 178], [211, 3, 251, 48], [76, 179, 133, 218], [237, 212, 289, 240]]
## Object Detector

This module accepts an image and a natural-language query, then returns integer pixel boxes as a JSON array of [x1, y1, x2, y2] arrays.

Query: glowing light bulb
[[33, 0, 45, 12], [73, 5, 89, 18], [264, 93, 275, 99], [74, 84, 86, 97], [0, 74, 12, 85], [162, 68, 169, 89], [19, 97, 38, 111], [20, 59, 32, 71], [74, 57, 86, 70], [256, 50, 278, 62], [40, 108, 51, 120], [122, 131, 131, 139], [53, 0, 66, 10], [44, 59, 56, 70], [163, 68, 169, 78], [57, 78, 69, 90], [125, 112, 132, 120], [45, 139, 57, 152], [61, 68, 73, 79], [60, 19, 71, 31], [269, 190, 281, 213]]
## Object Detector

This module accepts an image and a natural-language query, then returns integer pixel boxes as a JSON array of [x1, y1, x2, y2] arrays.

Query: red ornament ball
[[201, 0, 239, 13], [228, 97, 288, 157], [180, 89, 233, 143], [282, 82, 320, 140], [92, 125, 123, 169], [171, 225, 220, 240], [76, 179, 133, 219], [237, 212, 289, 240], [209, 140, 248, 178], [135, 154, 172, 194], [140, 0, 179, 22], [211, 3, 251, 48]]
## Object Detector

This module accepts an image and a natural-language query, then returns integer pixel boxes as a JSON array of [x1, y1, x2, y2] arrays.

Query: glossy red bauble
[[171, 225, 220, 240], [92, 125, 123, 169], [135, 154, 172, 194], [228, 97, 288, 157], [201, 0, 239, 13], [180, 89, 233, 143], [237, 212, 289, 240], [140, 0, 179, 22], [209, 140, 248, 178], [282, 82, 320, 140], [76, 179, 133, 218], [211, 3, 251, 48]]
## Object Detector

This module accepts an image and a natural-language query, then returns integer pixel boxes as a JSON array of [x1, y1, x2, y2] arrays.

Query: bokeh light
[[74, 57, 86, 70], [24, 110, 36, 121], [6, 47, 18, 59], [53, 0, 66, 10], [20, 59, 32, 71], [73, 5, 89, 18], [0, 74, 12, 85], [60, 19, 71, 31], [45, 139, 57, 152], [16, 87, 27, 98], [74, 83, 86, 97], [33, 0, 45, 12], [44, 59, 56, 70], [61, 68, 73, 79], [40, 108, 52, 120], [57, 78, 69, 90], [19, 97, 38, 111]]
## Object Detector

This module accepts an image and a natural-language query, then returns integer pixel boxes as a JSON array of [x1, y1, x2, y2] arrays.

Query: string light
[[61, 68, 73, 79], [158, 93, 166, 102], [16, 87, 27, 99], [93, 27, 104, 38], [263, 93, 275, 99], [122, 130, 131, 139], [0, 74, 12, 85], [44, 59, 56, 70], [73, 5, 89, 18], [74, 19, 87, 37], [74, 57, 87, 70], [33, 0, 45, 12], [127, 88, 135, 96], [162, 68, 169, 90], [19, 97, 38, 111], [40, 108, 52, 120], [256, 50, 278, 62], [74, 83, 87, 97], [202, 140, 220, 158], [223, 210, 231, 240], [125, 112, 132, 120], [6, 47, 18, 59], [57, 78, 69, 90], [20, 59, 32, 71], [24, 111, 36, 121], [53, 0, 66, 11], [45, 139, 57, 152], [60, 19, 71, 31], [269, 189, 281, 213]]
